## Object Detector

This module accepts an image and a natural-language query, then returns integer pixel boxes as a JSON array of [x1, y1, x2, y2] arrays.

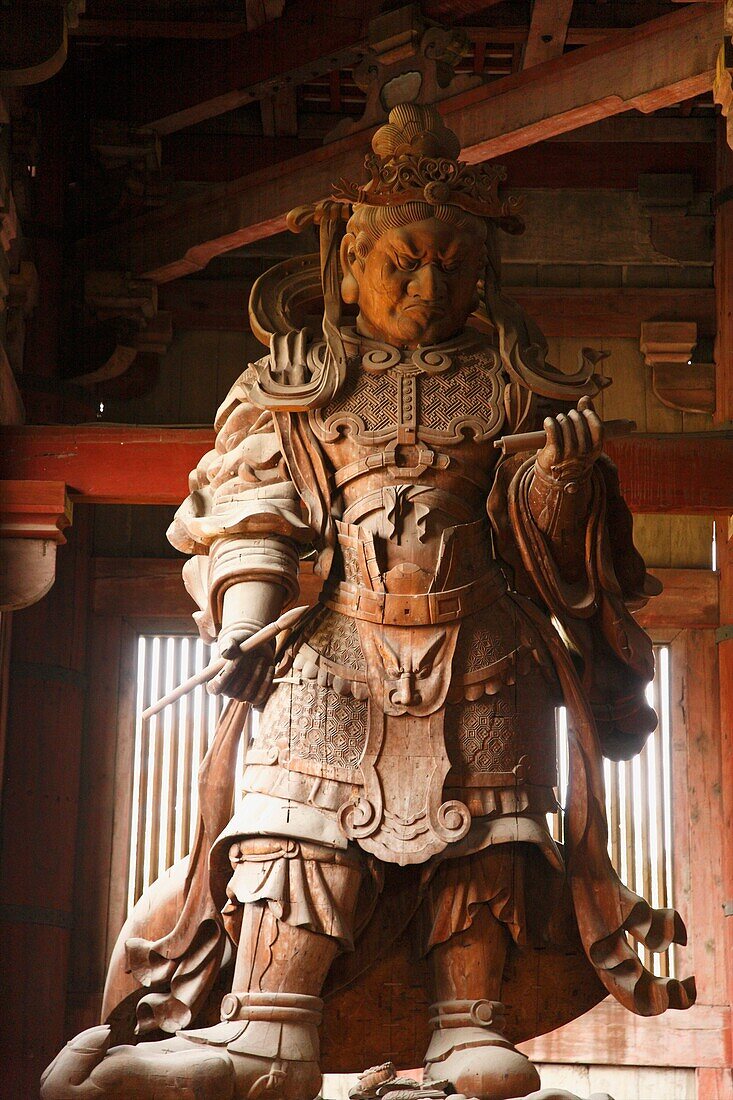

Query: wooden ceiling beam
[[85, 4, 720, 282], [449, 3, 719, 163], [124, 1, 371, 136], [1, 424, 730, 514], [70, 19, 251, 39], [522, 0, 574, 70]]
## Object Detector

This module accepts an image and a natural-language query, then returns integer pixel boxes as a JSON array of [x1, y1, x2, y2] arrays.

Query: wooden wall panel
[[115, 328, 260, 427], [66, 613, 124, 1037], [670, 631, 728, 1005]]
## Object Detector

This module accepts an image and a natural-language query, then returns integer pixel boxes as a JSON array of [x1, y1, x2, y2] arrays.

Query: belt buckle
[[433, 591, 462, 622]]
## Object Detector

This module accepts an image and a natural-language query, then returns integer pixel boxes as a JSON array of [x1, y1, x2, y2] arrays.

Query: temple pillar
[[0, 507, 90, 1097]]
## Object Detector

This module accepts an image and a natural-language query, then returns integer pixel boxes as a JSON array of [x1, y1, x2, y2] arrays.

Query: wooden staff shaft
[[142, 605, 309, 720], [494, 417, 635, 456]]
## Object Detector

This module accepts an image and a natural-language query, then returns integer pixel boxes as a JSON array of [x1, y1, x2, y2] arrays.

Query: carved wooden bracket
[[326, 5, 484, 144], [0, 480, 72, 609], [638, 173, 714, 263], [714, 1, 733, 150], [0, 1, 86, 87], [90, 120, 168, 211], [640, 321, 715, 414], [73, 271, 173, 388]]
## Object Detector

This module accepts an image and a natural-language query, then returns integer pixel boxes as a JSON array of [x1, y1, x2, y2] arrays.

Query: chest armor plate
[[308, 334, 505, 450]]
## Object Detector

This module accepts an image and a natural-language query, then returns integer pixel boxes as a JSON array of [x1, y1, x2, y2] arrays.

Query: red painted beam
[[1, 425, 731, 514], [0, 426, 213, 506]]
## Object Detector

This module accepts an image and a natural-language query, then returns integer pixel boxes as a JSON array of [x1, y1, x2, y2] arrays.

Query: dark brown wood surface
[[0, 511, 91, 1097]]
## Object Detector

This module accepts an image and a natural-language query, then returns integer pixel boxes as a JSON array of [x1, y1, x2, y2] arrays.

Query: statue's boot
[[424, 999, 541, 1100], [40, 993, 323, 1100]]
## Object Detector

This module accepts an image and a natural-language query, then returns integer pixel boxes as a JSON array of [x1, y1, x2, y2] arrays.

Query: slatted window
[[127, 634, 241, 914], [552, 644, 675, 977]]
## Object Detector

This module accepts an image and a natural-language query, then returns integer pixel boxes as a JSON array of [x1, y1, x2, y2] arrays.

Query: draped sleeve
[[167, 365, 314, 642], [489, 451, 662, 760]]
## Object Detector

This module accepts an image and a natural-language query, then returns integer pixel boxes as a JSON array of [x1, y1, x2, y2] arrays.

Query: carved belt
[[323, 569, 506, 625], [332, 446, 495, 494]]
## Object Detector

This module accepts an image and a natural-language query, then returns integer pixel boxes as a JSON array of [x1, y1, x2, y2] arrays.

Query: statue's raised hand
[[536, 396, 603, 484]]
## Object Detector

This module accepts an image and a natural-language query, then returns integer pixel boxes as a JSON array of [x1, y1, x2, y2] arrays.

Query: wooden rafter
[[118, 1, 372, 136], [84, 4, 720, 282], [2, 425, 731, 514], [522, 0, 574, 70]]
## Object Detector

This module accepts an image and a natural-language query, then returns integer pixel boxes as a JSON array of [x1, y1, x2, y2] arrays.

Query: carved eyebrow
[[392, 242, 422, 259]]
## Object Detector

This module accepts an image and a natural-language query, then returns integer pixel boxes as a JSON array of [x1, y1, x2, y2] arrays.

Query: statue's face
[[341, 217, 485, 348]]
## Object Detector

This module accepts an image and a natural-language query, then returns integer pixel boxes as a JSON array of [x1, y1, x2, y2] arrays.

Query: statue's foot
[[41, 993, 324, 1100], [424, 1000, 540, 1100], [40, 1025, 235, 1100]]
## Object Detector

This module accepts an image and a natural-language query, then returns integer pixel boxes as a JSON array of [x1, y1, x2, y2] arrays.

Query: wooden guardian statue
[[42, 103, 695, 1100]]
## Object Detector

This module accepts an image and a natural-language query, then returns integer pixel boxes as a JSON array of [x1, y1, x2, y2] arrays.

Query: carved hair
[[345, 200, 487, 260]]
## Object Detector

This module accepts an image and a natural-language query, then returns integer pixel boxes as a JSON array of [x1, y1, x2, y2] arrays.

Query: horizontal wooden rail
[[2, 425, 731, 513], [520, 1000, 730, 1069]]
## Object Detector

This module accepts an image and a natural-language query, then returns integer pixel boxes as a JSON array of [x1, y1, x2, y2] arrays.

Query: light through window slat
[[551, 645, 675, 978], [127, 635, 229, 914]]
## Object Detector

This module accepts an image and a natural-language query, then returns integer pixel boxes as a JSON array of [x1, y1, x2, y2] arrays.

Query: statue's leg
[[41, 838, 363, 1100], [423, 847, 542, 1100]]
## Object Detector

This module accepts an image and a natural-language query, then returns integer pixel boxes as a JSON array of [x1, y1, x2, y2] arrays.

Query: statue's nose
[[390, 672, 419, 706], [408, 263, 446, 302]]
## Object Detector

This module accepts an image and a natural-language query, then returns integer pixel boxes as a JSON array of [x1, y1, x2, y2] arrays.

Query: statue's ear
[[340, 232, 361, 305]]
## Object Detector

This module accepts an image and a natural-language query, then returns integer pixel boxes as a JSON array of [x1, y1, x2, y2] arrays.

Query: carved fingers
[[536, 397, 603, 481], [209, 629, 275, 706]]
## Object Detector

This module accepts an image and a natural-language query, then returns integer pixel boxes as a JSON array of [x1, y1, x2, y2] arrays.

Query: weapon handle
[[141, 605, 309, 720], [494, 417, 636, 456]]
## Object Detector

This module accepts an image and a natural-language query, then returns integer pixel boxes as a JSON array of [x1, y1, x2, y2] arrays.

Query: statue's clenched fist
[[208, 627, 275, 706], [536, 396, 603, 484], [207, 580, 282, 705]]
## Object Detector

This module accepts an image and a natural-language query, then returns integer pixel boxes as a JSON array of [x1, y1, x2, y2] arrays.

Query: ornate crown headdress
[[332, 102, 524, 233]]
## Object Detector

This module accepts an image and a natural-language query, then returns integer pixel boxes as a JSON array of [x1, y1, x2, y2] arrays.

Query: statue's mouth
[[404, 302, 446, 317]]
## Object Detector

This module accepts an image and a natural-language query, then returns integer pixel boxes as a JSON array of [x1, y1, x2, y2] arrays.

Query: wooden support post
[[697, 1068, 733, 1100], [710, 108, 733, 1100], [0, 509, 91, 1095], [716, 116, 733, 425]]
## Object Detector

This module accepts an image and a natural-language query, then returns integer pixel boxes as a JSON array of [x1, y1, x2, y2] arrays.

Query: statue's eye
[[396, 255, 419, 271], [442, 261, 460, 273]]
